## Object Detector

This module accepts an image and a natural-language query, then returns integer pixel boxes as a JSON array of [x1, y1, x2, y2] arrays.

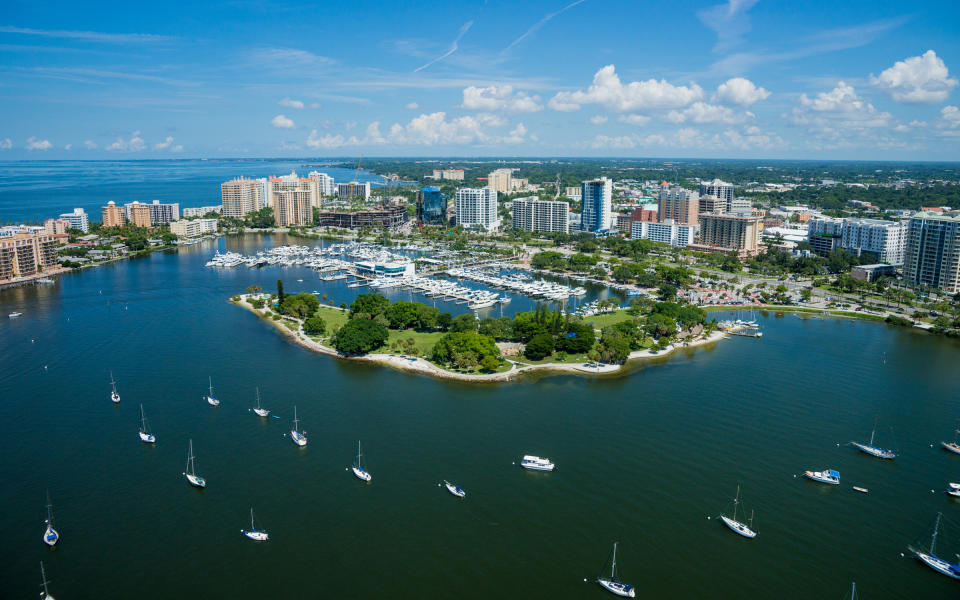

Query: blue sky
[[1, 0, 959, 160]]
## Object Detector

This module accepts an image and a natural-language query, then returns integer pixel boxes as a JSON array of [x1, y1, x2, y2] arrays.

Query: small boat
[[444, 480, 466, 498], [205, 376, 219, 407], [290, 406, 307, 446], [942, 422, 960, 455], [849, 417, 896, 459], [8, 312, 22, 318], [183, 439, 206, 488], [43, 491, 59, 547], [138, 404, 156, 443], [520, 455, 555, 471], [40, 561, 55, 600], [909, 513, 960, 579], [596, 542, 635, 597], [853, 486, 869, 494], [252, 387, 270, 418], [803, 468, 839, 485], [242, 508, 268, 541], [110, 371, 120, 404], [352, 440, 372, 482], [947, 483, 960, 498], [719, 485, 757, 538]]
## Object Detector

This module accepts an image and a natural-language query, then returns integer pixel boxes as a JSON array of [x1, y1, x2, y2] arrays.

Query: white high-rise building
[[631, 220, 696, 247], [455, 188, 499, 231], [308, 171, 335, 197], [512, 197, 569, 234], [60, 208, 90, 232], [841, 218, 908, 264], [146, 200, 180, 224], [699, 179, 734, 210], [581, 178, 612, 232], [221, 177, 265, 218]]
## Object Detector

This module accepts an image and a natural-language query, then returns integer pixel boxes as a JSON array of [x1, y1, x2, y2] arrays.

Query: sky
[[1, 0, 959, 161]]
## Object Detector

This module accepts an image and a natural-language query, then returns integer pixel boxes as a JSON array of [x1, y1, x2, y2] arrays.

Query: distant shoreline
[[231, 294, 727, 383]]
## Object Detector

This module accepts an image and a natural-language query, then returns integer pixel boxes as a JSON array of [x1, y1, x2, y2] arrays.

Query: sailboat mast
[[256, 387, 261, 409], [932, 513, 942, 555], [611, 542, 617, 579], [208, 376, 213, 396], [250, 508, 255, 529], [733, 485, 739, 522], [870, 417, 877, 446], [41, 561, 50, 595]]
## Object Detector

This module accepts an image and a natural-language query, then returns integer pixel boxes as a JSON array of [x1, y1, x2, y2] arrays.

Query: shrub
[[524, 333, 555, 360], [333, 318, 389, 354], [303, 316, 327, 335]]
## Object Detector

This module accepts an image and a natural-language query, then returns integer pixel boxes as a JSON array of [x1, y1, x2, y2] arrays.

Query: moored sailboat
[[352, 440, 372, 482], [138, 404, 156, 443], [43, 491, 59, 547], [719, 485, 757, 538], [183, 439, 206, 488], [290, 406, 307, 446], [849, 417, 896, 459], [110, 371, 120, 403], [444, 480, 466, 498], [39, 561, 55, 600], [205, 376, 219, 406], [252, 387, 270, 418], [242, 508, 268, 541], [597, 542, 635, 597], [909, 513, 960, 580], [942, 422, 960, 455]]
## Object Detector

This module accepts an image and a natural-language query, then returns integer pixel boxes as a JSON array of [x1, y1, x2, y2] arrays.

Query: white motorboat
[[8, 311, 22, 318], [520, 455, 555, 471], [242, 508, 269, 541], [252, 387, 270, 417], [138, 404, 156, 443], [720, 485, 757, 538], [110, 371, 120, 403], [942, 423, 960, 455], [352, 440, 372, 482], [40, 561, 55, 600], [43, 491, 59, 547], [803, 468, 839, 485], [849, 418, 896, 459], [205, 376, 220, 406], [290, 406, 307, 446], [947, 483, 960, 498], [183, 439, 206, 488], [597, 542, 635, 597], [444, 480, 466, 498], [910, 513, 960, 579]]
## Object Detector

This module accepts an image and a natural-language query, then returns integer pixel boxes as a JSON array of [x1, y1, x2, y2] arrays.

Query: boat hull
[[291, 431, 307, 446], [445, 483, 466, 498], [803, 471, 839, 485], [111, 393, 120, 404], [243, 530, 269, 541], [352, 467, 372, 482], [942, 442, 960, 455], [915, 550, 960, 579], [43, 525, 59, 546], [598, 578, 635, 597], [850, 442, 896, 459], [720, 515, 757, 538], [253, 408, 270, 417], [206, 396, 220, 407], [139, 431, 156, 443], [185, 473, 206, 488]]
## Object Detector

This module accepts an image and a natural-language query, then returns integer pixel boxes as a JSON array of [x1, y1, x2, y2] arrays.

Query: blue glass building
[[417, 187, 447, 224]]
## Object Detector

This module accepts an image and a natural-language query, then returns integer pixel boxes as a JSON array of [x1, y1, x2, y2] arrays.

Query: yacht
[[849, 418, 896, 459], [183, 439, 206, 488], [803, 468, 839, 485], [252, 387, 270, 418], [110, 372, 120, 404], [290, 406, 307, 446], [43, 491, 59, 547], [8, 312, 22, 318], [40, 562, 55, 600], [909, 513, 960, 580], [444, 480, 466, 498], [138, 404, 156, 443], [242, 508, 269, 541], [719, 485, 757, 538], [947, 482, 960, 498], [520, 455, 555, 472], [942, 423, 960, 455], [205, 376, 220, 407], [352, 441, 372, 482], [597, 542, 635, 597]]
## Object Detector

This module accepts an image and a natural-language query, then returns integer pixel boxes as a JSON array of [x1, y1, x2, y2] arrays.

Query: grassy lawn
[[314, 305, 350, 330], [385, 329, 445, 357], [583, 309, 637, 329]]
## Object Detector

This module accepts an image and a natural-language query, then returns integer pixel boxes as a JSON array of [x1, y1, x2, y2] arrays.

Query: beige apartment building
[[274, 190, 313, 227], [658, 185, 699, 226], [487, 168, 514, 194], [689, 214, 761, 258], [44, 218, 72, 235], [102, 201, 127, 227], [128, 202, 152, 227], [0, 233, 58, 280], [221, 177, 265, 218]]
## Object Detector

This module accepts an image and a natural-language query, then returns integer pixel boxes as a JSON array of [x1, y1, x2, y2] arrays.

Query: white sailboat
[[597, 542, 636, 597], [183, 439, 206, 488], [252, 387, 270, 418], [909, 513, 960, 579], [242, 508, 269, 541], [290, 406, 307, 446], [138, 404, 156, 443], [40, 561, 55, 600], [352, 440, 371, 482], [205, 376, 220, 407], [942, 421, 960, 455], [849, 417, 896, 459], [948, 482, 960, 498], [719, 485, 757, 538], [43, 491, 59, 547], [444, 480, 466, 498], [110, 371, 120, 404]]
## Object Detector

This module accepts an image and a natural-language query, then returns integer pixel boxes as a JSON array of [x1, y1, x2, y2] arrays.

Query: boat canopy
[[827, 469, 840, 477]]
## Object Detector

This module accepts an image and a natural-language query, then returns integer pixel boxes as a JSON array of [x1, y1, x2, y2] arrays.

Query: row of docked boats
[[446, 267, 586, 301]]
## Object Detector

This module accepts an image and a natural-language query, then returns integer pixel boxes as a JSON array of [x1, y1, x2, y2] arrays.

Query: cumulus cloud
[[713, 77, 770, 106], [790, 82, 892, 128], [153, 136, 175, 150], [84, 140, 97, 149], [278, 97, 305, 109], [404, 102, 419, 110], [461, 85, 543, 112], [27, 136, 53, 151], [719, 125, 784, 150], [270, 114, 295, 129], [106, 131, 146, 152], [306, 112, 530, 148], [589, 115, 608, 125], [0, 138, 11, 149], [665, 101, 749, 125], [618, 114, 650, 126], [870, 50, 958, 104], [548, 65, 703, 112], [64, 144, 72, 150]]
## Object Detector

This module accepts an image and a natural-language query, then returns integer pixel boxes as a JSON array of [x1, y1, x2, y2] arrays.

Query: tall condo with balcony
[[658, 184, 699, 226], [581, 178, 612, 233], [455, 188, 499, 232], [101, 201, 127, 227], [221, 177, 265, 219], [512, 197, 569, 234], [902, 212, 960, 293]]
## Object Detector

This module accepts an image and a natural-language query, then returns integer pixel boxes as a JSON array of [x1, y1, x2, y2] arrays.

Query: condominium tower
[[455, 188, 499, 231], [416, 187, 447, 224], [60, 208, 90, 232], [698, 179, 734, 209], [101, 201, 127, 227], [690, 214, 761, 257], [0, 233, 57, 280], [902, 212, 960, 293], [221, 177, 265, 219], [581, 178, 612, 233], [658, 184, 699, 226], [512, 197, 569, 234]]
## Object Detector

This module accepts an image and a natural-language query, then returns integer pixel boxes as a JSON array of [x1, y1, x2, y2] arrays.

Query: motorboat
[[520, 455, 555, 472], [803, 468, 839, 485]]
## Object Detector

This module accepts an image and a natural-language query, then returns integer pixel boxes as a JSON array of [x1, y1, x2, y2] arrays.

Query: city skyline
[[1, 0, 959, 160]]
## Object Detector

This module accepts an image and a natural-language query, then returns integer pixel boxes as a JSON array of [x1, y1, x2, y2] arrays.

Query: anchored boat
[[444, 480, 466, 498], [110, 371, 120, 404], [205, 376, 219, 407], [520, 455, 555, 471], [290, 406, 307, 446], [909, 513, 960, 580], [242, 508, 268, 541], [597, 542, 635, 597], [352, 440, 372, 482], [183, 439, 206, 488], [43, 491, 59, 547], [252, 387, 270, 418], [719, 485, 756, 538], [942, 422, 960, 455], [849, 417, 896, 459], [40, 561, 55, 600], [138, 404, 156, 443], [803, 468, 840, 485]]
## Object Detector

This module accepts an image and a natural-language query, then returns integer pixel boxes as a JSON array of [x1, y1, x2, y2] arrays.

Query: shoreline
[[231, 294, 728, 383]]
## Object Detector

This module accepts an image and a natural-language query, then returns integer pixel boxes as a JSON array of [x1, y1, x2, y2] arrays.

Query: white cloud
[[171, 144, 183, 152], [26, 136, 53, 151], [0, 138, 11, 149], [278, 97, 305, 109], [64, 143, 72, 150], [404, 102, 419, 110], [461, 85, 543, 112], [106, 131, 146, 152], [0, 25, 173, 44], [790, 82, 892, 128], [665, 101, 747, 124], [590, 134, 637, 149], [306, 112, 530, 148], [697, 0, 759, 53], [719, 126, 784, 150], [307, 130, 352, 149], [84, 140, 97, 149], [548, 65, 703, 112], [270, 114, 295, 129], [153, 136, 174, 150], [870, 50, 958, 104], [589, 115, 608, 125], [504, 123, 528, 144], [713, 77, 770, 106], [618, 114, 650, 126], [942, 105, 960, 124]]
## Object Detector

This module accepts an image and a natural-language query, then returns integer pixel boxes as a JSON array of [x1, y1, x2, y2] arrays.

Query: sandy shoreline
[[232, 295, 727, 383]]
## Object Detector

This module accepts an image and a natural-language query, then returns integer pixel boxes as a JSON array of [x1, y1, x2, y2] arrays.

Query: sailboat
[[947, 482, 960, 498], [290, 406, 307, 446], [110, 372, 120, 403], [352, 440, 372, 482], [39, 561, 55, 600], [719, 485, 757, 538], [205, 376, 219, 406], [183, 439, 206, 488], [252, 387, 270, 418], [241, 508, 269, 541], [43, 491, 59, 547], [941, 421, 960, 455], [444, 480, 466, 498], [849, 417, 896, 459], [597, 542, 635, 597], [138, 404, 156, 443], [909, 513, 960, 579]]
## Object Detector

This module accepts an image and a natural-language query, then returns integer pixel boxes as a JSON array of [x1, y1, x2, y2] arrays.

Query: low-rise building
[[630, 220, 696, 247], [431, 169, 464, 181], [851, 264, 898, 282], [316, 205, 407, 229], [170, 218, 218, 238], [182, 205, 222, 218]]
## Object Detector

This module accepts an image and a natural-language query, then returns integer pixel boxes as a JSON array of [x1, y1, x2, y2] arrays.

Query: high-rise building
[[182, 206, 222, 218], [147, 200, 180, 224], [127, 202, 152, 227], [512, 197, 569, 234], [581, 178, 612, 233], [699, 195, 725, 215], [416, 187, 447, 224], [0, 233, 57, 280], [221, 178, 265, 219], [273, 191, 313, 227], [690, 214, 761, 257], [101, 201, 127, 227], [43, 218, 72, 235], [487, 169, 514, 194], [699, 179, 734, 208], [308, 171, 336, 197], [807, 217, 907, 264], [170, 218, 218, 238], [60, 208, 90, 232], [335, 182, 371, 201], [268, 172, 319, 208], [631, 220, 696, 247], [455, 188, 499, 231], [658, 185, 699, 226], [902, 212, 960, 293], [432, 169, 465, 181]]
